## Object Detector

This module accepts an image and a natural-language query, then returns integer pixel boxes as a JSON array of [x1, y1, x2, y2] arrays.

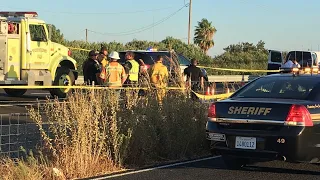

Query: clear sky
[[1, 0, 319, 57]]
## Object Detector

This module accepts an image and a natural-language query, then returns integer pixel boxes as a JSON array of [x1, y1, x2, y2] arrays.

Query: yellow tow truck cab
[[0, 11, 78, 98]]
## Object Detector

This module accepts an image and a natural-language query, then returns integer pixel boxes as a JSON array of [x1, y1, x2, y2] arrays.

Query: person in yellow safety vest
[[148, 55, 169, 104], [105, 51, 127, 88], [123, 51, 140, 87], [99, 46, 109, 67], [98, 47, 108, 84]]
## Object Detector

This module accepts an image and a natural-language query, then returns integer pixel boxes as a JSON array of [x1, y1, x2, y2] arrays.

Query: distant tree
[[193, 18, 217, 54], [223, 40, 268, 54], [46, 24, 64, 44]]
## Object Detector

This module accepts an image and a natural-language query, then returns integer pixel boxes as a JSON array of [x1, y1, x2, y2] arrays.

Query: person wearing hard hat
[[105, 51, 127, 88], [148, 55, 169, 105]]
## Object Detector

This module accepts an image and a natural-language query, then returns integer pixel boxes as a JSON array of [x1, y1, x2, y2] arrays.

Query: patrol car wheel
[[50, 67, 75, 99], [4, 89, 27, 97], [222, 155, 249, 169]]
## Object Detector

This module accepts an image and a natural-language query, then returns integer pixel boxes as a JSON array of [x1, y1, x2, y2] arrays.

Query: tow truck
[[0, 11, 78, 98]]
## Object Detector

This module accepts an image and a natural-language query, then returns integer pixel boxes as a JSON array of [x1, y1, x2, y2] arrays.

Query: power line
[[0, 5, 175, 15], [87, 4, 188, 36], [39, 6, 176, 15]]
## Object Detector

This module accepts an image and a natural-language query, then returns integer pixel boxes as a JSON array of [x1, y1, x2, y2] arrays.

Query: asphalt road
[[0, 89, 52, 124], [92, 156, 320, 180]]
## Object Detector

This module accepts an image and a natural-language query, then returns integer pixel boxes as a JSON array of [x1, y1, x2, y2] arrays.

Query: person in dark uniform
[[183, 58, 204, 100], [82, 50, 100, 85]]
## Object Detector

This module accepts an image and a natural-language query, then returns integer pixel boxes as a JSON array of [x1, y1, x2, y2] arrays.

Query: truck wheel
[[222, 155, 249, 169], [4, 89, 27, 97], [50, 67, 75, 98]]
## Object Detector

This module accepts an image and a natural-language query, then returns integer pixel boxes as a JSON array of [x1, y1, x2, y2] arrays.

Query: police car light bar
[[280, 67, 320, 75], [0, 12, 38, 18], [292, 68, 299, 72], [146, 47, 157, 52], [312, 67, 319, 73]]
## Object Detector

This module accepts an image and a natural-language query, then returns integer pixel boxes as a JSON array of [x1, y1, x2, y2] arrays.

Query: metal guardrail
[[75, 75, 261, 84], [207, 75, 260, 82], [0, 113, 48, 158]]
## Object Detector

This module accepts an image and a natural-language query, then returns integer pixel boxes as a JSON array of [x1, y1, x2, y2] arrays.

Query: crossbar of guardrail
[[75, 75, 261, 84]]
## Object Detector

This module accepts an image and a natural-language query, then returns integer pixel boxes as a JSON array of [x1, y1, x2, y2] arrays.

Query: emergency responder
[[83, 50, 100, 85], [282, 57, 301, 68], [98, 47, 108, 84], [148, 55, 169, 105], [105, 51, 127, 87], [99, 46, 108, 67], [183, 58, 204, 100], [123, 51, 140, 87]]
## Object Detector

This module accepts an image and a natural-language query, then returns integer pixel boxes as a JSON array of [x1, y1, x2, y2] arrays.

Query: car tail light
[[285, 105, 313, 127], [68, 50, 72, 56], [208, 103, 216, 118]]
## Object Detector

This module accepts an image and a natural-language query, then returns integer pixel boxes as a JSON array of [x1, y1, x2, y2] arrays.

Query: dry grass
[[0, 150, 55, 180], [0, 89, 209, 180], [0, 54, 211, 180]]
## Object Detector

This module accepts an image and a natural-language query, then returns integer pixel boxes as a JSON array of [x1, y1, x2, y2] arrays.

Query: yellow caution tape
[[0, 85, 187, 90], [67, 47, 91, 52], [0, 85, 232, 99], [0, 86, 235, 105], [198, 66, 280, 73], [193, 91, 233, 100], [0, 86, 147, 90]]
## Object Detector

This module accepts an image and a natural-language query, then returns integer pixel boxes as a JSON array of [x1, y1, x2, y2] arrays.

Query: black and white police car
[[206, 67, 320, 169]]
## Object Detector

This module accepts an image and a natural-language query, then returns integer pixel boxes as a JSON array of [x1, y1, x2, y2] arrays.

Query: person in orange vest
[[148, 55, 169, 105], [105, 51, 127, 88]]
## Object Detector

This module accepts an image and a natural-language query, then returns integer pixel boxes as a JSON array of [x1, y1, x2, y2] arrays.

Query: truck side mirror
[[47, 24, 52, 41]]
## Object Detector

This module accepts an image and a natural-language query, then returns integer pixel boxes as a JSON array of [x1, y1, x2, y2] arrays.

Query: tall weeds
[[0, 54, 210, 179]]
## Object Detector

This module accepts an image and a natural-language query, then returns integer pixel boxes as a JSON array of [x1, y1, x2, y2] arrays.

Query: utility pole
[[188, 0, 192, 45], [85, 29, 88, 42]]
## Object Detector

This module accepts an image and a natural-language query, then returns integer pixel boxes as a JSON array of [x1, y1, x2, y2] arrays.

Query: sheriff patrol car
[[206, 67, 320, 169]]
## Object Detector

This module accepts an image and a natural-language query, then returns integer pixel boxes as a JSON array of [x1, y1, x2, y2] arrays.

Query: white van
[[267, 50, 320, 74]]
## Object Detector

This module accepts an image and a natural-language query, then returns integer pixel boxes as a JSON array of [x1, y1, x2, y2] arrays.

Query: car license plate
[[235, 137, 256, 150]]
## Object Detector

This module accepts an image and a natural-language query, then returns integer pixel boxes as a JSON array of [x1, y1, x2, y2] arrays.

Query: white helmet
[[108, 51, 120, 60]]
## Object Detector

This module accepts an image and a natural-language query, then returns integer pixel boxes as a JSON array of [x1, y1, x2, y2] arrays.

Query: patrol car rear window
[[177, 55, 191, 65], [232, 76, 320, 100], [146, 52, 171, 65]]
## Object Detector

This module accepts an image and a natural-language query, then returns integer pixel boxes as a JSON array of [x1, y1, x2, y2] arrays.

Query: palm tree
[[194, 18, 217, 54]]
